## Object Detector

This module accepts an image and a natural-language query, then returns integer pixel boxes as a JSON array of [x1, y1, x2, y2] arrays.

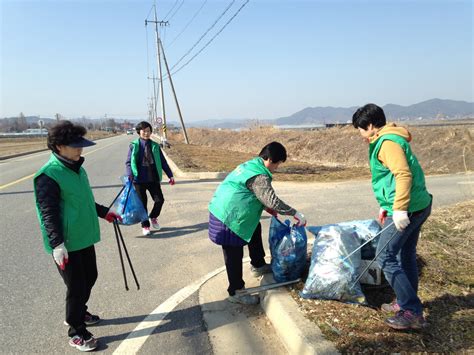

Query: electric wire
[[166, 0, 250, 79], [145, 4, 154, 21], [167, 0, 208, 48], [168, 0, 236, 72], [162, 0, 179, 20], [165, 0, 185, 22]]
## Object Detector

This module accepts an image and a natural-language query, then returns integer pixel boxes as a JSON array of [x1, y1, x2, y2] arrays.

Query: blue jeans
[[376, 201, 432, 315]]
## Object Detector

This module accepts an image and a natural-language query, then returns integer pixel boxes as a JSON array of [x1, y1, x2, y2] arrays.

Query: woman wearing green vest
[[34, 121, 121, 352], [125, 121, 175, 236], [209, 142, 306, 305], [352, 104, 432, 331]]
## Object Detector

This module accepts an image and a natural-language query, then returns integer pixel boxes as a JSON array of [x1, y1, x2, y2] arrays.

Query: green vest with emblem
[[130, 139, 163, 181], [209, 157, 272, 242], [34, 154, 100, 254], [369, 134, 431, 214]]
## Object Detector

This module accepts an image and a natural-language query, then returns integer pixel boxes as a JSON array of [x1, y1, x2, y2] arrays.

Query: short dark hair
[[136, 121, 153, 134], [352, 103, 386, 129], [259, 142, 287, 163], [47, 121, 87, 153]]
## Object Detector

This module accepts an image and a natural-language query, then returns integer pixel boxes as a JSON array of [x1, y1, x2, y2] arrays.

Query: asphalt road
[[0, 134, 472, 354]]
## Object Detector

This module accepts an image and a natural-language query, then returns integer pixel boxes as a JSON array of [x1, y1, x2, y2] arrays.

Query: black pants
[[56, 245, 97, 338], [134, 182, 165, 227], [222, 223, 266, 296]]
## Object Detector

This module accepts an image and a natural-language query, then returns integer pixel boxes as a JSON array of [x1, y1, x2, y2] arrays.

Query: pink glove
[[105, 212, 122, 223], [378, 208, 387, 225], [169, 177, 175, 186], [265, 208, 277, 217]]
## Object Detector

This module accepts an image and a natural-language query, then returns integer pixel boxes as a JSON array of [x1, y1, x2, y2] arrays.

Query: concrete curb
[[260, 274, 339, 354]]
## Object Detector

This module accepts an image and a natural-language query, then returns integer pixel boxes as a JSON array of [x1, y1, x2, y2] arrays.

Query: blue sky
[[1, 0, 472, 121]]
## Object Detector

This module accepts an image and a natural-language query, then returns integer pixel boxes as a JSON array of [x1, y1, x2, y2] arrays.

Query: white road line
[[113, 257, 251, 354]]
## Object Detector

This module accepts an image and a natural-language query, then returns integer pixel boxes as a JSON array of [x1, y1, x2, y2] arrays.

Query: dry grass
[[289, 200, 474, 353], [169, 124, 474, 175], [165, 142, 371, 182], [0, 131, 120, 158]]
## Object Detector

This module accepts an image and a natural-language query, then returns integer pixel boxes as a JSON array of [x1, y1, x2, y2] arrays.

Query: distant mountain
[[182, 99, 473, 129], [274, 106, 357, 125], [383, 99, 474, 119], [276, 99, 473, 125]]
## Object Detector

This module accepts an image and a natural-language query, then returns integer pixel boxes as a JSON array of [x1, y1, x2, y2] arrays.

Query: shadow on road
[[133, 222, 209, 239], [98, 300, 226, 347]]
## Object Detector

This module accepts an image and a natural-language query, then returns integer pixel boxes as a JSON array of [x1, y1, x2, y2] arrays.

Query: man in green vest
[[34, 121, 121, 352], [352, 104, 432, 330], [209, 142, 306, 305]]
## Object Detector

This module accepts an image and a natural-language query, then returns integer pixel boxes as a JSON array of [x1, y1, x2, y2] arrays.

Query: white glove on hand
[[294, 211, 307, 227], [53, 243, 69, 270], [393, 211, 410, 231]]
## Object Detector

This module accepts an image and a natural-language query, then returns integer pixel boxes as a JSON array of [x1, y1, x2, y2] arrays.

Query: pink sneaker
[[69, 335, 98, 351], [385, 310, 427, 330], [150, 218, 161, 231], [142, 227, 151, 236]]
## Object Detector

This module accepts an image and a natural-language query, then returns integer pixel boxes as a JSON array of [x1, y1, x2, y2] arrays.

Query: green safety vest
[[34, 154, 100, 254], [209, 157, 272, 242], [369, 134, 431, 214], [130, 139, 163, 182]]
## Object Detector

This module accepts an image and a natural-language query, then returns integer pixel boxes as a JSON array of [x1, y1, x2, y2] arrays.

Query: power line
[[165, 0, 185, 22], [162, 0, 179, 20], [167, 0, 209, 48], [169, 0, 236, 72], [167, 0, 250, 78]]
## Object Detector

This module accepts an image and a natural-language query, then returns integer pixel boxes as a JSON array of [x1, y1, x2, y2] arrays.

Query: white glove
[[393, 211, 410, 231], [53, 243, 69, 270], [294, 211, 307, 227]]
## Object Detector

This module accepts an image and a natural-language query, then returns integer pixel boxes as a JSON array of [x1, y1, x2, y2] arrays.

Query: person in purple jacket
[[125, 121, 175, 236]]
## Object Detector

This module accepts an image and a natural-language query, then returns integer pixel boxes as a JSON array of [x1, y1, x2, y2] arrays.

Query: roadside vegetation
[[168, 123, 473, 176], [0, 131, 120, 158], [291, 200, 473, 353]]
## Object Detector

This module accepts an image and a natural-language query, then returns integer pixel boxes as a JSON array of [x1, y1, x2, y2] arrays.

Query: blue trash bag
[[109, 179, 148, 225], [269, 217, 307, 282], [301, 224, 368, 304]]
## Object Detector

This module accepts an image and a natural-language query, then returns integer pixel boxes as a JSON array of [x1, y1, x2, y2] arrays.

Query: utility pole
[[147, 73, 159, 128], [159, 38, 189, 144], [146, 8, 168, 145], [145, 4, 189, 145]]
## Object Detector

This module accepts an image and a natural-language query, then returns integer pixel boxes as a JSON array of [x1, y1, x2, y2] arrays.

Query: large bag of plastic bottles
[[269, 217, 307, 282], [300, 220, 381, 304]]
